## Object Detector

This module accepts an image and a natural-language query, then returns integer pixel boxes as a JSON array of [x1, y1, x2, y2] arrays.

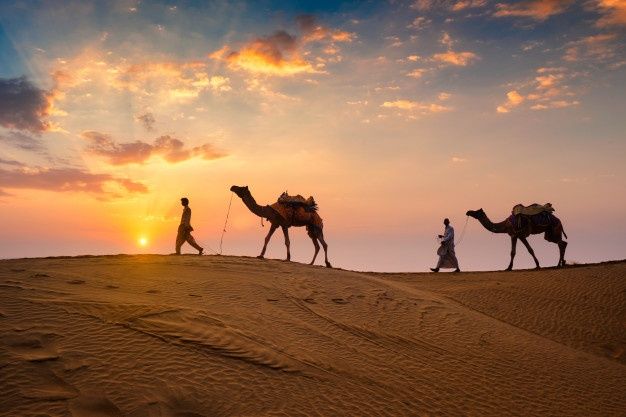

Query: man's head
[[181, 197, 189, 206], [444, 218, 450, 226]]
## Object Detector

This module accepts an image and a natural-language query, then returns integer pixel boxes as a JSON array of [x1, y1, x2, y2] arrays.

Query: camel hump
[[512, 203, 554, 216], [277, 192, 318, 211]]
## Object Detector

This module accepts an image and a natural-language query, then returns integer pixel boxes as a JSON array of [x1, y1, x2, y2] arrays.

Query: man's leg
[[175, 230, 185, 254], [186, 234, 204, 254]]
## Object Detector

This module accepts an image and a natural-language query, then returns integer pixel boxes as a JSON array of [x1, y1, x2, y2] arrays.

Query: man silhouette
[[176, 197, 203, 255], [430, 218, 460, 273]]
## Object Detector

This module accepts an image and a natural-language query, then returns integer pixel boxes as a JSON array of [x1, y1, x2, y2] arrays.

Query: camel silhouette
[[466, 208, 567, 270], [230, 185, 331, 267]]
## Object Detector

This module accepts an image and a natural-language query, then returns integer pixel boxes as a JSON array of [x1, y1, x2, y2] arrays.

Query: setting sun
[[138, 237, 148, 247]]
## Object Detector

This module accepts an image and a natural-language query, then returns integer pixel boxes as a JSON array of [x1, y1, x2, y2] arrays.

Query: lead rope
[[455, 216, 470, 246], [219, 192, 234, 255]]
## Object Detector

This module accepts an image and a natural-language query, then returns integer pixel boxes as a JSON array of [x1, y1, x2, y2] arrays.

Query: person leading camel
[[175, 197, 203, 255], [430, 218, 461, 273]]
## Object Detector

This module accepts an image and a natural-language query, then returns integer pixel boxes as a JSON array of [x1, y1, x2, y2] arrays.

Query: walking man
[[176, 197, 204, 255], [430, 218, 460, 273]]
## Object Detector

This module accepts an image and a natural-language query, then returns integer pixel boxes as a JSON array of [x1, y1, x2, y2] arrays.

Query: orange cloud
[[563, 33, 618, 63], [497, 67, 579, 113], [594, 0, 626, 26], [81, 131, 227, 165], [51, 52, 224, 104], [211, 16, 353, 77], [432, 51, 478, 66], [451, 0, 487, 11], [494, 0, 574, 20], [0, 165, 147, 198], [381, 100, 451, 115]]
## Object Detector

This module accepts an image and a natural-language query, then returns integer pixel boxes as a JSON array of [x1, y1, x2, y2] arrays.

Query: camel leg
[[309, 237, 320, 265], [545, 231, 568, 267], [281, 226, 291, 261], [506, 236, 517, 271], [558, 240, 568, 267], [520, 237, 540, 269], [317, 232, 331, 268], [259, 224, 278, 259]]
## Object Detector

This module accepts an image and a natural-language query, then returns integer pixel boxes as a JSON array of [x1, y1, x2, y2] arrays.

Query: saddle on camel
[[509, 203, 557, 233], [271, 192, 322, 229]]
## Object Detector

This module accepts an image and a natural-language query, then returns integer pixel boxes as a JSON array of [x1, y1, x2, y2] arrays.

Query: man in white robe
[[175, 197, 204, 255], [430, 218, 460, 273]]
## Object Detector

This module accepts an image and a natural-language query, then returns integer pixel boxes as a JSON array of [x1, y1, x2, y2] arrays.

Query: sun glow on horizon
[[138, 236, 149, 247]]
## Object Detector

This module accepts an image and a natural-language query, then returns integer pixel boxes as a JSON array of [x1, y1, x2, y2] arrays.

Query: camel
[[466, 208, 568, 270], [230, 185, 332, 267]]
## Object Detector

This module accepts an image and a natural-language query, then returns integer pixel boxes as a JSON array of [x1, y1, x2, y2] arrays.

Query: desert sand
[[1, 255, 625, 417]]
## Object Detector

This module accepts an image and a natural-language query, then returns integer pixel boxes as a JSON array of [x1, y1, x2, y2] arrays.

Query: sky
[[0, 0, 625, 271]]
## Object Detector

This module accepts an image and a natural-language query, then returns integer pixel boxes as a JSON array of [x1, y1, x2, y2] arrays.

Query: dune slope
[[1, 255, 625, 416]]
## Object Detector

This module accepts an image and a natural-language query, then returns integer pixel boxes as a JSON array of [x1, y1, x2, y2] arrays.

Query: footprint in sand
[[146, 289, 161, 294], [20, 367, 78, 400], [105, 285, 119, 289], [3, 332, 59, 362], [332, 298, 349, 305], [303, 298, 317, 304], [67, 279, 85, 285], [188, 294, 202, 297], [10, 268, 26, 272], [266, 298, 279, 302], [31, 273, 50, 278], [70, 394, 123, 417]]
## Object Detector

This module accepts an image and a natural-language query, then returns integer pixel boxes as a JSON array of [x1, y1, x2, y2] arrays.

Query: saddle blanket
[[512, 203, 554, 216]]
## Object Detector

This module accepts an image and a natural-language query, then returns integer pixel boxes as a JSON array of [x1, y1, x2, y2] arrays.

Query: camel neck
[[478, 212, 509, 233], [240, 192, 271, 218]]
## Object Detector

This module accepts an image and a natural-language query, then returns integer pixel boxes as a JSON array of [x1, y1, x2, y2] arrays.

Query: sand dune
[[1, 255, 624, 416]]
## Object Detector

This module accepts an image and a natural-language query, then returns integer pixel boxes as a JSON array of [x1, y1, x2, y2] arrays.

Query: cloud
[[407, 68, 427, 78], [0, 77, 55, 134], [210, 16, 353, 77], [432, 51, 478, 66], [0, 158, 25, 167], [593, 0, 626, 26], [497, 67, 580, 113], [296, 14, 355, 43], [451, 0, 487, 11], [493, 0, 574, 21], [81, 131, 226, 165], [381, 100, 451, 115], [497, 90, 525, 113], [52, 53, 220, 104], [407, 16, 431, 30], [0, 166, 148, 198], [563, 33, 618, 63], [0, 131, 46, 152], [212, 31, 318, 76], [411, 0, 486, 11], [136, 112, 156, 131]]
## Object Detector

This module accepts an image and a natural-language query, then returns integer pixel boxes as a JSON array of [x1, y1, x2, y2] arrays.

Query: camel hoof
[[505, 267, 512, 271], [325, 262, 332, 268], [534, 266, 541, 270], [256, 255, 265, 259]]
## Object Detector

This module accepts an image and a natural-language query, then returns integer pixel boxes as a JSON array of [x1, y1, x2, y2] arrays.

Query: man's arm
[[441, 227, 454, 243]]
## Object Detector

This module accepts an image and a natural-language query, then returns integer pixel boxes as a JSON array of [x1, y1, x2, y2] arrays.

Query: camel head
[[466, 208, 485, 219], [230, 185, 249, 197]]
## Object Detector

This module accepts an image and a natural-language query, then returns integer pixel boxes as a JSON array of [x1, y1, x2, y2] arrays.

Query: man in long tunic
[[175, 197, 203, 255], [430, 218, 460, 273]]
